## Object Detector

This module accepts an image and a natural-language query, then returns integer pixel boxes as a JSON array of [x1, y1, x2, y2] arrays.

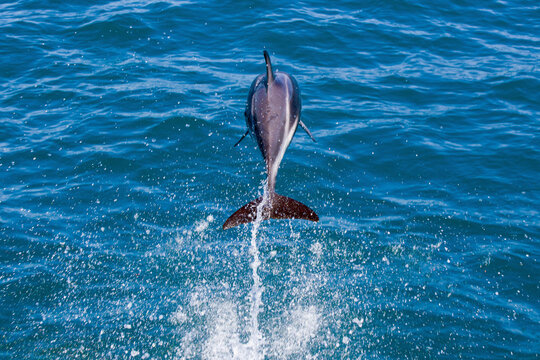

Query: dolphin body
[[223, 51, 318, 230]]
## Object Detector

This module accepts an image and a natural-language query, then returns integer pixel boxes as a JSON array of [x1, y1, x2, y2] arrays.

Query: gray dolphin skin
[[223, 50, 318, 230]]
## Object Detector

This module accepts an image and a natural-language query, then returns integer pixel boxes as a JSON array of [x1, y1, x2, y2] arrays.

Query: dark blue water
[[1, 0, 539, 359]]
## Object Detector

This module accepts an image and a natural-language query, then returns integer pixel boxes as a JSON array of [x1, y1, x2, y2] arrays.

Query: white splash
[[269, 305, 322, 359], [171, 185, 331, 359], [245, 186, 270, 359]]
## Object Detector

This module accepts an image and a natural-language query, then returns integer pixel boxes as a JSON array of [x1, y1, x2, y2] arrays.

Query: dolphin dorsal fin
[[263, 50, 274, 85]]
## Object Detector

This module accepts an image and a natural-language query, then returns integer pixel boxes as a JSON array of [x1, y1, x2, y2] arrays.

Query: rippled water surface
[[1, 0, 539, 359]]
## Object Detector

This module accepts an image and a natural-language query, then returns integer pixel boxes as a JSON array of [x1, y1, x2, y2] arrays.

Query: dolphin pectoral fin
[[233, 130, 249, 147], [223, 193, 318, 230], [299, 120, 317, 143]]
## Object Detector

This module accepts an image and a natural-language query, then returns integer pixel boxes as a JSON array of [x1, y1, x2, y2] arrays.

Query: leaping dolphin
[[223, 50, 318, 230]]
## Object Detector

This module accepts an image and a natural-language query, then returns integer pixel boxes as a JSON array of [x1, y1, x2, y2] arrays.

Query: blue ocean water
[[1, 0, 539, 358]]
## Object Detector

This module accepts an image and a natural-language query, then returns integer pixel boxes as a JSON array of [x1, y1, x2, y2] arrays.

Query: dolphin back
[[222, 193, 318, 229]]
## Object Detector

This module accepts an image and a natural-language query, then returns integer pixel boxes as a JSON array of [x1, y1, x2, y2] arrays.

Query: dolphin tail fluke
[[270, 193, 319, 222], [222, 193, 318, 230], [223, 197, 263, 230]]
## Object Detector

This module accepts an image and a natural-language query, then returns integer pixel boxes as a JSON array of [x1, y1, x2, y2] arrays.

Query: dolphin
[[223, 50, 318, 230]]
